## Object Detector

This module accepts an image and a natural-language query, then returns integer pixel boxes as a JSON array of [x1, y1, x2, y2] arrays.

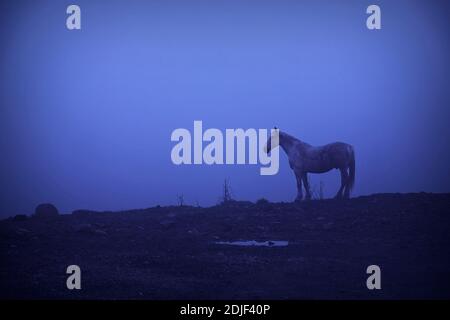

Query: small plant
[[220, 179, 233, 204]]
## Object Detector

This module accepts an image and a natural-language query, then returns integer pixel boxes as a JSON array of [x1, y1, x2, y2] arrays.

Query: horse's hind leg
[[335, 168, 348, 199], [343, 166, 351, 199], [294, 171, 303, 202], [302, 173, 312, 200]]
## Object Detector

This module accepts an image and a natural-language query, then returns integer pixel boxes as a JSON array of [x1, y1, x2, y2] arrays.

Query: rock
[[159, 219, 175, 228], [187, 228, 200, 236], [94, 229, 107, 236], [256, 198, 270, 206], [92, 223, 106, 228], [323, 222, 334, 230], [75, 224, 107, 235], [222, 224, 233, 232], [16, 228, 31, 235], [72, 209, 95, 217], [34, 203, 59, 218], [75, 223, 94, 233], [12, 214, 28, 221]]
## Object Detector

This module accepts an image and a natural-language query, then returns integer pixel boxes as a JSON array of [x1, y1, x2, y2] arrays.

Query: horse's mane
[[280, 131, 311, 147], [280, 131, 300, 143]]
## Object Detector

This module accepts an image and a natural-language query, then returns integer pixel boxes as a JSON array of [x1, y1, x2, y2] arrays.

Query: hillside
[[1, 193, 449, 299]]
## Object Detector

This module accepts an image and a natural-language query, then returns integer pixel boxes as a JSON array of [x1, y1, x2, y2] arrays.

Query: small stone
[[324, 222, 334, 230], [160, 219, 175, 228], [188, 228, 200, 236], [75, 224, 94, 233], [94, 229, 107, 235], [16, 228, 31, 235]]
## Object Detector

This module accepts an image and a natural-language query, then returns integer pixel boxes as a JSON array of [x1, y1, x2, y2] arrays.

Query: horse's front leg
[[302, 173, 312, 200], [294, 171, 303, 202]]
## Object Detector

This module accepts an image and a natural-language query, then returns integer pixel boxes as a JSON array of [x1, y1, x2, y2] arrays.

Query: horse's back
[[323, 142, 354, 167], [300, 142, 352, 171]]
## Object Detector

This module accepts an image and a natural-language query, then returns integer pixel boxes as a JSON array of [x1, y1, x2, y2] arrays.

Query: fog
[[1, 0, 449, 217]]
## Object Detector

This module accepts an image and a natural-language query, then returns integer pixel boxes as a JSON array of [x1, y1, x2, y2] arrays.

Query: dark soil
[[1, 193, 449, 299]]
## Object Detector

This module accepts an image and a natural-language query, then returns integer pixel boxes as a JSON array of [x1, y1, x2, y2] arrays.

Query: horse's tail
[[348, 146, 356, 193]]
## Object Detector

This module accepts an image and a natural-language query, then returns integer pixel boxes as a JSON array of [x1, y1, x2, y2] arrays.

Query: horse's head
[[264, 126, 280, 154]]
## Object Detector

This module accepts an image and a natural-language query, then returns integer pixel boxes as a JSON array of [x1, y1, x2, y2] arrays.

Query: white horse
[[265, 128, 355, 201]]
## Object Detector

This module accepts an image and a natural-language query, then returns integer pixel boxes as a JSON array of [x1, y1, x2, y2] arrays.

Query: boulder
[[34, 203, 59, 218]]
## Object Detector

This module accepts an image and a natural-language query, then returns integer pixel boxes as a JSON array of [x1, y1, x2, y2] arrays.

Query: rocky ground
[[1, 193, 450, 299]]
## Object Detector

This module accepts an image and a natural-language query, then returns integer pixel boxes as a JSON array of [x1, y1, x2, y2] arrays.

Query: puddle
[[215, 240, 289, 247]]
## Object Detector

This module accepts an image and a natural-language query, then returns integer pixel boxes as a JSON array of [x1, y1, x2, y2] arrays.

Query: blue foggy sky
[[0, 0, 449, 217]]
